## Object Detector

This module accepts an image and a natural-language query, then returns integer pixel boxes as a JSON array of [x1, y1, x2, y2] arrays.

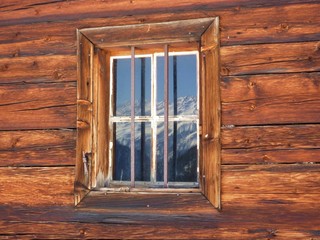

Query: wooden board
[[221, 41, 320, 76], [1, 0, 317, 26], [222, 124, 320, 150], [0, 3, 318, 60], [0, 55, 76, 84], [0, 192, 319, 239], [0, 129, 75, 167], [222, 164, 320, 194], [0, 167, 74, 206], [0, 82, 76, 130], [220, 3, 320, 45], [222, 148, 320, 164], [200, 18, 221, 209], [221, 72, 320, 102], [221, 72, 320, 125]]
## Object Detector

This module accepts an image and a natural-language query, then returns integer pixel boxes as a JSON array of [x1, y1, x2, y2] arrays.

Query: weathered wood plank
[[1, 0, 317, 27], [221, 72, 320, 102], [220, 3, 320, 45], [0, 3, 318, 59], [221, 41, 320, 76], [0, 35, 76, 58], [0, 192, 319, 239], [75, 33, 94, 204], [0, 167, 74, 205], [0, 82, 76, 130], [222, 124, 320, 150], [0, 55, 76, 83], [222, 148, 320, 164], [222, 164, 320, 194], [221, 72, 320, 125], [222, 95, 320, 125], [200, 18, 221, 209], [0, 129, 75, 151], [1, 221, 319, 240], [0, 148, 75, 167]]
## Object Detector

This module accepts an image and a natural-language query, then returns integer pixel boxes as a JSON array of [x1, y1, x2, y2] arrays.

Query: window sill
[[75, 191, 217, 216]]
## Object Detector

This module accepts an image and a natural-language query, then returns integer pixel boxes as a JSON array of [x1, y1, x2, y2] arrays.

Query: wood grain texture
[[222, 124, 320, 150], [220, 3, 320, 45], [75, 33, 94, 204], [1, 0, 316, 27], [222, 148, 320, 164], [200, 18, 221, 209], [0, 167, 74, 206], [222, 164, 320, 194], [91, 48, 110, 188], [0, 82, 76, 130], [0, 55, 76, 84], [221, 72, 320, 125], [221, 41, 320, 76], [0, 192, 319, 239], [0, 129, 75, 167]]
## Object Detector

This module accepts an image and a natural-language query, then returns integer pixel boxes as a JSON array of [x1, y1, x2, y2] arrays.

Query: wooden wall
[[0, 0, 319, 238]]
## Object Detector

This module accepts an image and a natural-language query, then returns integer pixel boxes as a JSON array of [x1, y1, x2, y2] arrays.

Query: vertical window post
[[131, 46, 135, 187], [164, 44, 169, 188]]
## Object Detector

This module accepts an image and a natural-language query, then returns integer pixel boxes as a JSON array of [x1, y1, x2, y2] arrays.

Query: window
[[109, 51, 199, 188], [75, 17, 221, 208]]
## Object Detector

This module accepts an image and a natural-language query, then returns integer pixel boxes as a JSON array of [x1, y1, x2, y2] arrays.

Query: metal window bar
[[163, 44, 169, 188], [140, 58, 146, 181], [130, 46, 135, 187], [173, 56, 177, 181]]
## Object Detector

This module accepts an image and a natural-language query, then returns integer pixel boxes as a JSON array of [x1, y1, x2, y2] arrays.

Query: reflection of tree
[[114, 140, 150, 182]]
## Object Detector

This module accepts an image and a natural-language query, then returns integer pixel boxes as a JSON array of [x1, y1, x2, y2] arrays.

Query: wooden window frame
[[75, 17, 221, 209]]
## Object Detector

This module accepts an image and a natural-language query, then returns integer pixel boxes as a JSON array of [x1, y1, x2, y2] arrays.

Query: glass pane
[[135, 122, 151, 181], [135, 57, 151, 116], [113, 122, 131, 181], [113, 57, 151, 117], [156, 121, 198, 182], [113, 122, 151, 182], [114, 58, 131, 116], [156, 54, 198, 116]]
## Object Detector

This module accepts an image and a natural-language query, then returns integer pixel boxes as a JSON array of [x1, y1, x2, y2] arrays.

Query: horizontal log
[[221, 41, 320, 75], [222, 124, 320, 150], [221, 72, 320, 125], [0, 55, 76, 83], [220, 3, 320, 45], [0, 2, 319, 54], [0, 82, 76, 130], [0, 167, 74, 205], [0, 3, 317, 59], [221, 72, 320, 102], [1, 0, 317, 27], [222, 94, 320, 125], [0, 35, 76, 58], [222, 148, 320, 164], [0, 129, 75, 151], [0, 148, 75, 167], [0, 221, 319, 240], [222, 164, 320, 194]]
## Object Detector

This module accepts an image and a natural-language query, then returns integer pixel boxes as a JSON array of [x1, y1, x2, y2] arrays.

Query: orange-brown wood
[[0, 130, 75, 167], [0, 55, 76, 83], [221, 41, 320, 76], [222, 124, 320, 150], [1, 0, 320, 239], [200, 18, 221, 209], [0, 83, 76, 130], [0, 167, 74, 206], [91, 48, 110, 188], [75, 32, 94, 205]]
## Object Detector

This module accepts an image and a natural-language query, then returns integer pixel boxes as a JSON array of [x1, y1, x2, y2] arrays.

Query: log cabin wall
[[0, 0, 319, 238]]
